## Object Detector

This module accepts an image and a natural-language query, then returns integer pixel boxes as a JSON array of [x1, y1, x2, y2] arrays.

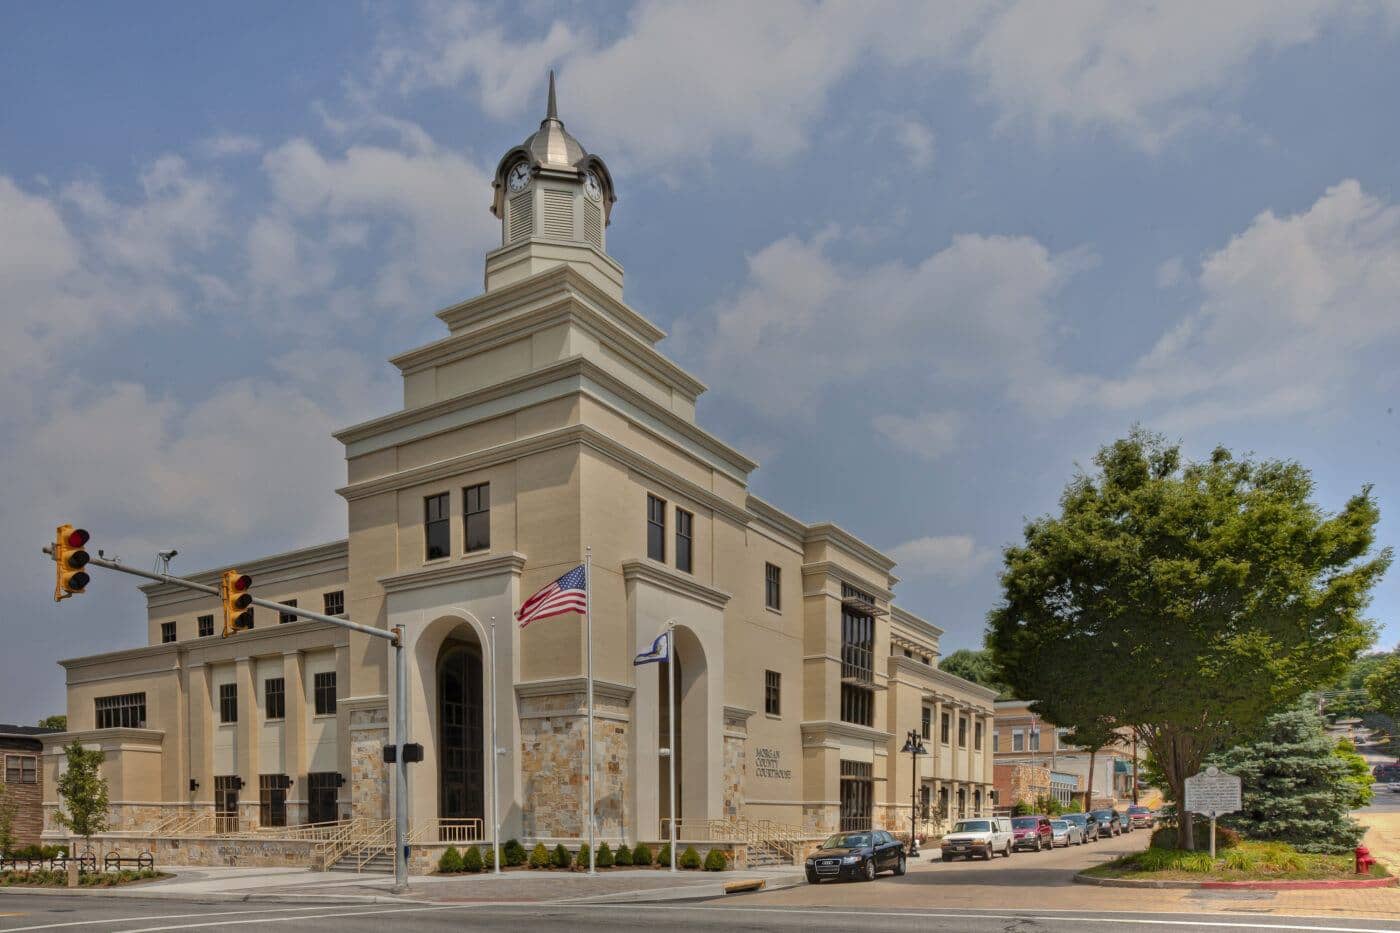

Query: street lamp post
[[900, 729, 927, 857]]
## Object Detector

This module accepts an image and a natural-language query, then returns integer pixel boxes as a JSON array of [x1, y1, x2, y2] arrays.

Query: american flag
[[516, 564, 588, 628]]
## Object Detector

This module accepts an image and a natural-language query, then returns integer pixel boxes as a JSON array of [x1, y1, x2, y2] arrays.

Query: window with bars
[[646, 494, 665, 562], [95, 693, 146, 729], [219, 684, 238, 724], [921, 707, 931, 740], [425, 492, 450, 560], [214, 775, 240, 833], [839, 760, 873, 832], [764, 563, 781, 611], [160, 621, 176, 644], [307, 772, 340, 824], [839, 684, 872, 727], [279, 599, 298, 624], [198, 614, 214, 637], [840, 585, 875, 683], [675, 508, 693, 573], [264, 678, 285, 720], [314, 672, 337, 715], [464, 483, 490, 552], [323, 591, 344, 616], [5, 755, 37, 784], [764, 670, 781, 716], [259, 774, 289, 828]]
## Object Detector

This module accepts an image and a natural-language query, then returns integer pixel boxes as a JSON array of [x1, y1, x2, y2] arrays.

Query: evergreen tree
[[1333, 738, 1376, 808], [1208, 707, 1364, 854]]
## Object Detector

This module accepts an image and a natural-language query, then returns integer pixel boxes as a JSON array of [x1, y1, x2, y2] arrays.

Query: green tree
[[1324, 650, 1394, 718], [988, 431, 1389, 849], [1333, 737, 1375, 808], [1209, 707, 1364, 853], [36, 715, 66, 731], [0, 782, 16, 855], [939, 649, 1009, 697], [1366, 655, 1400, 719], [1011, 799, 1035, 816], [1060, 718, 1122, 810], [54, 740, 109, 849]]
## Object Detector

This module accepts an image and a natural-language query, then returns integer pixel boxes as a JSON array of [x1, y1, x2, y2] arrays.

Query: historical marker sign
[[1183, 766, 1242, 818]]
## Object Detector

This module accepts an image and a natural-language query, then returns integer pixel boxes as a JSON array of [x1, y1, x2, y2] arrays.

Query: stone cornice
[[338, 694, 388, 715], [60, 621, 344, 670], [139, 540, 348, 601], [926, 667, 999, 703], [803, 523, 897, 576], [723, 705, 756, 723], [745, 495, 808, 544], [800, 720, 894, 746], [890, 604, 945, 640], [514, 677, 635, 704], [799, 561, 895, 603], [620, 559, 732, 610], [40, 728, 165, 751], [378, 552, 528, 595]]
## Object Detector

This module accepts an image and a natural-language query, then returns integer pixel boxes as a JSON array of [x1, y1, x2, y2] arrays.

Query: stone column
[[235, 657, 260, 828], [283, 651, 307, 825], [186, 662, 213, 812]]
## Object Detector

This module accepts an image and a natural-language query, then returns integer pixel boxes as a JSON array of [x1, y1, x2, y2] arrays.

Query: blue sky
[[3, 1, 1399, 724]]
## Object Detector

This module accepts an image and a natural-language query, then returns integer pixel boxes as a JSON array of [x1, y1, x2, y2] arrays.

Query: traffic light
[[53, 524, 91, 602], [220, 570, 253, 637]]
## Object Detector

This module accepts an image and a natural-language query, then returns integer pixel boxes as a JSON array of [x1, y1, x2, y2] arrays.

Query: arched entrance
[[437, 639, 485, 824], [654, 624, 709, 832]]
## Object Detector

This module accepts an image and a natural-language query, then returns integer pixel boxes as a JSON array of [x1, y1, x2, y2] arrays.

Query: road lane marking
[[0, 904, 374, 931]]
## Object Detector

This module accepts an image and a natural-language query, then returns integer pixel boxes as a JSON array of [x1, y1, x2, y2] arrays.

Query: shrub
[[1011, 799, 1035, 816], [1150, 823, 1238, 852], [614, 843, 632, 866], [656, 843, 671, 867], [463, 845, 484, 873], [679, 846, 702, 870], [573, 843, 589, 869], [529, 843, 551, 869], [504, 838, 527, 867], [703, 849, 728, 872], [1064, 800, 1084, 813], [554, 844, 574, 869], [438, 847, 463, 874], [632, 843, 654, 866], [596, 842, 614, 868], [483, 846, 496, 870]]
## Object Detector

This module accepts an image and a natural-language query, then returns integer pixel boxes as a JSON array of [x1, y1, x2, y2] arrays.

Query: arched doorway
[[657, 652, 681, 834], [438, 640, 484, 824], [654, 624, 710, 833]]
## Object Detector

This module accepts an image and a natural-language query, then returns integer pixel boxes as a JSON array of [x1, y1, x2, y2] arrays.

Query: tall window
[[764, 670, 781, 716], [214, 776, 240, 833], [307, 772, 339, 824], [323, 591, 344, 616], [674, 508, 693, 573], [1029, 728, 1041, 751], [160, 621, 176, 644], [95, 693, 146, 729], [1012, 728, 1025, 752], [219, 684, 238, 724], [993, 730, 1000, 752], [839, 684, 872, 726], [975, 721, 985, 750], [464, 483, 490, 552], [314, 672, 337, 715], [958, 716, 968, 747], [839, 760, 873, 832], [279, 599, 298, 624], [764, 563, 781, 611], [425, 492, 450, 560], [5, 755, 37, 784], [839, 585, 875, 727], [940, 711, 951, 744], [198, 614, 214, 637], [921, 707, 931, 741], [264, 677, 285, 720], [646, 494, 666, 562], [919, 784, 931, 821], [259, 774, 288, 827]]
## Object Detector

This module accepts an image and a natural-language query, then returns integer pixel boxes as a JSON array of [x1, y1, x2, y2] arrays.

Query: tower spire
[[546, 70, 558, 121]]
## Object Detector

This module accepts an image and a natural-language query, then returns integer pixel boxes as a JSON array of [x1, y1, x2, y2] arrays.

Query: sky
[[2, 0, 1399, 725]]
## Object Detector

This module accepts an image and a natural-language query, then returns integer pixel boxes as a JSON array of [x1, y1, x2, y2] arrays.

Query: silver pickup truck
[[939, 817, 1014, 860]]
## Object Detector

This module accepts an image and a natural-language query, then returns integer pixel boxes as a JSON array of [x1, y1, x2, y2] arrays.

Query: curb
[[1074, 870, 1398, 891], [0, 885, 414, 905]]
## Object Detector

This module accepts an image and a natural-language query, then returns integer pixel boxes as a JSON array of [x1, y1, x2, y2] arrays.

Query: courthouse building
[[42, 81, 995, 865]]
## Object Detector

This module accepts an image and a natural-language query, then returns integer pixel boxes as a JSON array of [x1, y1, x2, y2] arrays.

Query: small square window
[[198, 615, 214, 638], [764, 670, 781, 716], [160, 621, 176, 644], [279, 599, 298, 624], [323, 591, 344, 616], [764, 563, 781, 611], [5, 755, 37, 784]]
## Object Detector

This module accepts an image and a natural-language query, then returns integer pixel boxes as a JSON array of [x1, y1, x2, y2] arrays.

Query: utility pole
[[44, 543, 415, 894]]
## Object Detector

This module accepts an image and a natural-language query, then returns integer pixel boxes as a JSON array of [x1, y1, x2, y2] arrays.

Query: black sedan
[[805, 830, 907, 883], [1090, 808, 1122, 836]]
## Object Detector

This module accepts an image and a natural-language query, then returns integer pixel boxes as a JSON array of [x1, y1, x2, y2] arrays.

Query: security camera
[[157, 549, 179, 561]]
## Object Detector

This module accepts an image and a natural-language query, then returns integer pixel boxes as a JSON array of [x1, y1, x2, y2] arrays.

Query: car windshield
[[1091, 810, 1114, 819], [1064, 814, 1086, 824], [822, 833, 870, 849], [1051, 820, 1069, 830], [953, 820, 991, 833], [1129, 806, 1148, 813], [1011, 817, 1038, 829]]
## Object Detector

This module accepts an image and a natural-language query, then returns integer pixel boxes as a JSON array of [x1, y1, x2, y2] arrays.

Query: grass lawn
[[1084, 840, 1390, 882]]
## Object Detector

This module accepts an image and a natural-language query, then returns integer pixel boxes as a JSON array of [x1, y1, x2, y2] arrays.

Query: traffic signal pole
[[43, 545, 413, 893]]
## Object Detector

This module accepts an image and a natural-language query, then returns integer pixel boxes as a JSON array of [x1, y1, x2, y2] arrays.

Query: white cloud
[[888, 534, 996, 580], [896, 119, 937, 168], [1155, 256, 1185, 288], [873, 411, 962, 460], [199, 133, 262, 158]]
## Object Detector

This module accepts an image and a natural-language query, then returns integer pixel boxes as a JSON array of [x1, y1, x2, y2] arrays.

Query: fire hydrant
[[1355, 845, 1376, 874]]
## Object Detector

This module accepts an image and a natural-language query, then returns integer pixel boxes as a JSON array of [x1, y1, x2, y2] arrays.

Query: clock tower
[[486, 72, 621, 298]]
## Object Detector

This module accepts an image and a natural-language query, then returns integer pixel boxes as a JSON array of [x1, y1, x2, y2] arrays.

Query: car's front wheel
[[862, 859, 877, 882], [894, 855, 907, 876], [806, 871, 819, 884]]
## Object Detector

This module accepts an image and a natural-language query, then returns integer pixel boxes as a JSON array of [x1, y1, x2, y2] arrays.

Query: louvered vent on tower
[[509, 192, 533, 242], [542, 189, 574, 239], [583, 200, 602, 249]]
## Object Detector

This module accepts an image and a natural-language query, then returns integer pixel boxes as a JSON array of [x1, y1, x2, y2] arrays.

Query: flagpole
[[586, 546, 596, 875], [490, 616, 501, 875], [667, 619, 677, 873]]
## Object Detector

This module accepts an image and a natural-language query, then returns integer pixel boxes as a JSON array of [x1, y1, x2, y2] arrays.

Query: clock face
[[583, 171, 602, 201], [507, 163, 530, 193]]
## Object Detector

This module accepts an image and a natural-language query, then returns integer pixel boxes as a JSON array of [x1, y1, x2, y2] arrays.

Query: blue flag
[[634, 630, 669, 665]]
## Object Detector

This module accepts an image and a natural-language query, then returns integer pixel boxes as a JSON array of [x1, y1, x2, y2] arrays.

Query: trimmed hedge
[[679, 846, 702, 870], [438, 846, 463, 873], [656, 843, 671, 867], [703, 849, 728, 872], [529, 842, 551, 869], [463, 845, 484, 873], [504, 839, 527, 867], [633, 843, 654, 866], [614, 843, 633, 866]]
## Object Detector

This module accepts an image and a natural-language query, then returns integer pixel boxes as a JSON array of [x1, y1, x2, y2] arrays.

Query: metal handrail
[[354, 820, 395, 871], [406, 818, 484, 845], [312, 818, 373, 870]]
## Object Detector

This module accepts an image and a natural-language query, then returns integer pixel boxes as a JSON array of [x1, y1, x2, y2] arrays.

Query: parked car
[[1127, 805, 1154, 829], [1050, 819, 1084, 847], [1010, 815, 1054, 852], [1090, 809, 1122, 836], [1062, 812, 1098, 842], [940, 817, 1013, 861], [1118, 810, 1133, 833], [805, 830, 907, 883]]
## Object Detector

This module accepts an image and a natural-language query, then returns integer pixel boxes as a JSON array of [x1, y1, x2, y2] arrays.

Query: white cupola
[[485, 72, 621, 297]]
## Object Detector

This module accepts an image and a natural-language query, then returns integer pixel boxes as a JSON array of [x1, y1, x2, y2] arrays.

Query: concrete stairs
[[746, 843, 790, 868], [328, 849, 393, 874]]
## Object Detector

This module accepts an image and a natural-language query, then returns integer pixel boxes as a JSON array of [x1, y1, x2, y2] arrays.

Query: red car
[[1127, 805, 1154, 829], [1010, 815, 1054, 852]]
